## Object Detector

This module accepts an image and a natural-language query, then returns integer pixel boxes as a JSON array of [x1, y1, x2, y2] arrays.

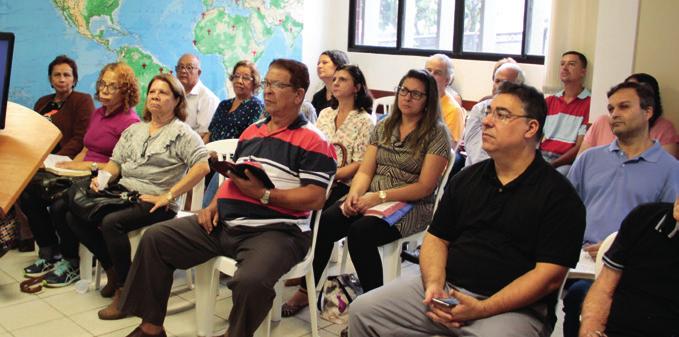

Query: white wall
[[303, 1, 546, 102]]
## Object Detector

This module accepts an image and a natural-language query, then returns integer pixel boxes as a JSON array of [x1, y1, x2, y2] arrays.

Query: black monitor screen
[[0, 32, 15, 130]]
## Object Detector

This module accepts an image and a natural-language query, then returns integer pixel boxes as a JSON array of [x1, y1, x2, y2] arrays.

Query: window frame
[[348, 0, 547, 64]]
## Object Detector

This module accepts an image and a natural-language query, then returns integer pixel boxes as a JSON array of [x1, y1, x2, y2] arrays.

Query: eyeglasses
[[175, 64, 198, 72], [484, 106, 532, 123], [260, 80, 294, 90], [230, 74, 254, 82], [395, 86, 426, 101], [97, 81, 120, 93]]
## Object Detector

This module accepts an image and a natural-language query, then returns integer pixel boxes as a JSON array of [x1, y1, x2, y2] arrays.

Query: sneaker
[[43, 260, 80, 287], [24, 258, 55, 277]]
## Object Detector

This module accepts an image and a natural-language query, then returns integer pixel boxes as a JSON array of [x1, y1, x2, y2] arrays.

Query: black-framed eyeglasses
[[230, 74, 254, 82], [260, 80, 294, 90], [484, 106, 532, 123], [175, 64, 198, 72], [97, 81, 120, 93], [395, 86, 426, 100]]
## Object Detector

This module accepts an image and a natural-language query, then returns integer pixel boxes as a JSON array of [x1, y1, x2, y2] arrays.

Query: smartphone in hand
[[432, 297, 460, 308]]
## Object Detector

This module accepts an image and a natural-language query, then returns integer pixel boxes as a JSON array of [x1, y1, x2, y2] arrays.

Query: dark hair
[[269, 59, 310, 93], [562, 50, 588, 68], [143, 73, 187, 122], [330, 65, 373, 113], [382, 69, 443, 154], [624, 73, 663, 127], [496, 82, 548, 140], [320, 50, 349, 69], [95, 62, 140, 112], [48, 55, 79, 87], [231, 60, 261, 95], [606, 82, 655, 129]]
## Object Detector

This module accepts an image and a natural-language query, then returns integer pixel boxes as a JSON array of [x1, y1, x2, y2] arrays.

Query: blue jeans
[[562, 279, 593, 337], [202, 173, 220, 208]]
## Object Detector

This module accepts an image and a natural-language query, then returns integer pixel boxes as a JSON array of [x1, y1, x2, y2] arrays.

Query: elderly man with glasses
[[116, 59, 337, 337], [347, 82, 586, 337], [175, 53, 219, 141]]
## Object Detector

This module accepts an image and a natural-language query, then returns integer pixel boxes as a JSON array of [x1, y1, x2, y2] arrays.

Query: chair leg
[[272, 280, 283, 322], [305, 269, 320, 337], [340, 240, 350, 274], [194, 258, 219, 337], [78, 244, 93, 284], [381, 240, 402, 283]]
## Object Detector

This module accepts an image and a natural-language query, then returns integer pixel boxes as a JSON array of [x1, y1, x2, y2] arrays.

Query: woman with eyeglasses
[[283, 69, 452, 318], [19, 61, 140, 289], [202, 60, 264, 206], [205, 60, 263, 143], [33, 55, 95, 157], [67, 73, 209, 320]]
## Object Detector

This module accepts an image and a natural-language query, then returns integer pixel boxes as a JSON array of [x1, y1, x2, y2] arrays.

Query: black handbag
[[67, 179, 140, 223], [26, 170, 81, 203]]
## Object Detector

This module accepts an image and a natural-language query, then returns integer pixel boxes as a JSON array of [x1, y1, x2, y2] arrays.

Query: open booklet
[[43, 154, 90, 177], [209, 158, 275, 189], [364, 201, 413, 226]]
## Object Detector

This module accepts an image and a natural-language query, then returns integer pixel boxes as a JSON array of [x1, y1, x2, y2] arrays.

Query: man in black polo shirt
[[579, 199, 679, 337], [347, 82, 586, 337]]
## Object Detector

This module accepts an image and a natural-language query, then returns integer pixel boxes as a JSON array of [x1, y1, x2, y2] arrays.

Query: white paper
[[43, 154, 89, 177], [97, 170, 112, 190]]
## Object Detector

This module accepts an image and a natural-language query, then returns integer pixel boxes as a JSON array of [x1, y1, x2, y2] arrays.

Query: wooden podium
[[0, 101, 61, 216]]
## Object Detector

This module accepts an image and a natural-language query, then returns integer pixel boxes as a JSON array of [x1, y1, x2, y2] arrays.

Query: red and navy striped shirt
[[216, 115, 337, 231]]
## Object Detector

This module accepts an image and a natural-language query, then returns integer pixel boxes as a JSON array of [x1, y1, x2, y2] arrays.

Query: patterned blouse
[[208, 96, 263, 142], [368, 121, 451, 236], [316, 107, 374, 171]]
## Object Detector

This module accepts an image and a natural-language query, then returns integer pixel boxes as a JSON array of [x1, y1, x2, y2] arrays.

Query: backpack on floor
[[317, 273, 364, 324]]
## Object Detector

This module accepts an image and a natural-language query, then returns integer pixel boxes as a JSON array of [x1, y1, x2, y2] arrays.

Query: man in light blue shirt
[[562, 81, 679, 337]]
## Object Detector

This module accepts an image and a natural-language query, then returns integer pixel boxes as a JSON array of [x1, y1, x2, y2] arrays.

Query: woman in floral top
[[315, 64, 375, 207]]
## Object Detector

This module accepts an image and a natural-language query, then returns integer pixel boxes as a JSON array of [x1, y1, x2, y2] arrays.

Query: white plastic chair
[[194, 179, 334, 337], [594, 231, 618, 277], [338, 149, 455, 283], [371, 95, 395, 122], [206, 139, 239, 185]]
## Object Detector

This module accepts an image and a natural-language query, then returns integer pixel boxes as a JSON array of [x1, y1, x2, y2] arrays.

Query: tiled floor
[[0, 248, 565, 337]]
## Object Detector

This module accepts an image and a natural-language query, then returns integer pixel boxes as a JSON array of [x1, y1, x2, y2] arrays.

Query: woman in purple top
[[21, 62, 141, 288]]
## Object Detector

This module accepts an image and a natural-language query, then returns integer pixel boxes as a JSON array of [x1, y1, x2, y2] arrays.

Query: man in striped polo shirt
[[117, 59, 337, 337], [540, 51, 591, 174]]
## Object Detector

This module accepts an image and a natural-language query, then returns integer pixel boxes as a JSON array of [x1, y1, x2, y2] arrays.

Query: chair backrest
[[595, 231, 618, 277], [205, 139, 239, 185], [372, 95, 395, 122], [433, 149, 456, 214]]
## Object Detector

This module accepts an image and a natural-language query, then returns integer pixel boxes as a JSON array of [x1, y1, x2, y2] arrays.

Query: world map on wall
[[1, 0, 303, 113]]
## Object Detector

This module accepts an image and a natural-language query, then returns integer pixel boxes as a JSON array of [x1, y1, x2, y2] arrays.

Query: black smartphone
[[432, 297, 460, 308]]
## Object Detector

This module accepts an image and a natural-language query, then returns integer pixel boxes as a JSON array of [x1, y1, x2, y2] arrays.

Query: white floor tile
[[0, 332, 11, 337], [164, 303, 227, 337], [11, 317, 92, 337], [69, 307, 140, 336], [0, 270, 15, 287], [0, 282, 36, 309], [322, 322, 347, 336], [269, 317, 311, 337], [0, 299, 64, 331], [0, 250, 38, 282], [44, 289, 111, 315]]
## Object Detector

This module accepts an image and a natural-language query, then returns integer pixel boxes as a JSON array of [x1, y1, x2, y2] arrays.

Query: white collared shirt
[[185, 80, 219, 134]]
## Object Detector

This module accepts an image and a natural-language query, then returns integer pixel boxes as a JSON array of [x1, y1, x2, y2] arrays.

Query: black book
[[209, 158, 275, 189]]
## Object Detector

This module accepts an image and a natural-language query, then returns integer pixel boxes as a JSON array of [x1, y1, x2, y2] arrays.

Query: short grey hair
[[494, 62, 525, 85], [428, 53, 454, 83]]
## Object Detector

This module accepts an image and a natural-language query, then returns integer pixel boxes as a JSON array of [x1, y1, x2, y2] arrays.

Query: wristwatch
[[260, 189, 271, 205], [378, 190, 387, 203]]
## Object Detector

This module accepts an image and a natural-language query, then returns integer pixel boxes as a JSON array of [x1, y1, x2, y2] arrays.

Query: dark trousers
[[19, 189, 78, 260], [562, 279, 593, 337], [119, 216, 310, 337], [305, 202, 401, 292], [67, 202, 175, 287]]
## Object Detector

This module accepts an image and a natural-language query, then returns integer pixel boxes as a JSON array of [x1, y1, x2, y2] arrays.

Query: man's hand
[[583, 242, 602, 259], [226, 169, 265, 200], [673, 197, 678, 221], [423, 286, 461, 328], [425, 288, 489, 329], [197, 206, 219, 233]]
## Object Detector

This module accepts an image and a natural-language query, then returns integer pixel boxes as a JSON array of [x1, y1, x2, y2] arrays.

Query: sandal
[[20, 275, 45, 294], [281, 301, 309, 317]]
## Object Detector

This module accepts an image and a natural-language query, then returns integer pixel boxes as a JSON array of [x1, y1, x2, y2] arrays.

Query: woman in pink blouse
[[579, 73, 679, 158]]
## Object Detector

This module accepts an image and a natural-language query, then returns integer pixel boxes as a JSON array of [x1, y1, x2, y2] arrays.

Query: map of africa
[[1, 0, 303, 114]]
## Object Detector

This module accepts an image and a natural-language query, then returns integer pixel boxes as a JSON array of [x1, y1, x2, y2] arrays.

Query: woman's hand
[[141, 194, 170, 213], [89, 177, 100, 192], [341, 193, 361, 217], [354, 192, 382, 213], [55, 161, 79, 169]]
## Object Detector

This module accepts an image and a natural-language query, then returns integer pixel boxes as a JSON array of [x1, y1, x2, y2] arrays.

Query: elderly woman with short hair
[[67, 73, 210, 320]]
